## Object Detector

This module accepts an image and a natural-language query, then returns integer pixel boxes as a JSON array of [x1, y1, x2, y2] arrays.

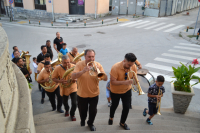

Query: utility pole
[[51, 0, 55, 22], [95, 0, 97, 19], [9, 3, 13, 21], [193, 6, 200, 35]]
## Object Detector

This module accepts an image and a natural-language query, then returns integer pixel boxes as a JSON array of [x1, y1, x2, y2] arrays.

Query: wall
[[23, 0, 35, 10], [0, 23, 35, 133], [85, 0, 95, 14], [97, 0, 109, 14], [54, 0, 69, 14]]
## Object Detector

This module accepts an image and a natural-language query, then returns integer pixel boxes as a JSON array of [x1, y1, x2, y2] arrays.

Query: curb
[[0, 16, 145, 29], [180, 31, 200, 45]]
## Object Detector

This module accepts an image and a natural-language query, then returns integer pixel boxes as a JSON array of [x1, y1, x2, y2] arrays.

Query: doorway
[[69, 0, 85, 15], [0, 0, 6, 15]]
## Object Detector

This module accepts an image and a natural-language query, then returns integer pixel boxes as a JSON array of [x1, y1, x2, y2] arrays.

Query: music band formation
[[11, 32, 165, 131]]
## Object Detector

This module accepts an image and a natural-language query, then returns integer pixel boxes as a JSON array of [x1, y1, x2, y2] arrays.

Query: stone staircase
[[34, 105, 200, 133], [56, 15, 91, 23]]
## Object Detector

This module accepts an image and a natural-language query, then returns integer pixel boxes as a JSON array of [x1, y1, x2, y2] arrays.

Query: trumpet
[[87, 61, 105, 80], [40, 68, 56, 90], [156, 87, 162, 115], [73, 50, 85, 63], [61, 66, 76, 88], [127, 70, 145, 95]]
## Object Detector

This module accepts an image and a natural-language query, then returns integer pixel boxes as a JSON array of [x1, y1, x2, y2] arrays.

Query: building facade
[[1, 0, 109, 20]]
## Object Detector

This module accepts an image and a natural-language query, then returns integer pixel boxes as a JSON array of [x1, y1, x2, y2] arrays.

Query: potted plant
[[171, 59, 200, 114]]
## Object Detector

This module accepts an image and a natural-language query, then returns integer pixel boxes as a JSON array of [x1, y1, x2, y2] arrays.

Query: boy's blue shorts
[[148, 103, 158, 116], [106, 88, 110, 98]]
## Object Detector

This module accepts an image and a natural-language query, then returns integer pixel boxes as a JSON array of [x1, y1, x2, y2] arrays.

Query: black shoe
[[80, 121, 85, 126], [52, 108, 56, 111], [129, 105, 132, 109], [41, 99, 44, 104], [88, 124, 96, 131], [57, 109, 64, 113], [108, 119, 113, 125], [120, 123, 130, 130]]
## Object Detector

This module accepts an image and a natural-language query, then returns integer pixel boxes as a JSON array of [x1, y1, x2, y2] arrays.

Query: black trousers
[[110, 89, 132, 124], [45, 86, 62, 110], [77, 95, 99, 125], [39, 84, 45, 99], [63, 92, 77, 116]]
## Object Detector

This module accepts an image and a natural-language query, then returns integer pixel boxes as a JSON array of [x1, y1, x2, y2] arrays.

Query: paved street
[[2, 8, 200, 116]]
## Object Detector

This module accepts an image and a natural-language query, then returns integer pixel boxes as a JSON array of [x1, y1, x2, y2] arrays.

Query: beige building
[[1, 0, 109, 20]]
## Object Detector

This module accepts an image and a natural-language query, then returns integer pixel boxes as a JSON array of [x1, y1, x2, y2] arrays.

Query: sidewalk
[[180, 27, 200, 45], [0, 15, 145, 28]]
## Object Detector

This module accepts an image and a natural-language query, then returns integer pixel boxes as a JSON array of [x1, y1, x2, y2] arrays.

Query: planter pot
[[171, 83, 195, 114]]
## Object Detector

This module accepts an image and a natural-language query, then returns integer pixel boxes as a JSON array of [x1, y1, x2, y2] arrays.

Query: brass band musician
[[67, 47, 82, 64]]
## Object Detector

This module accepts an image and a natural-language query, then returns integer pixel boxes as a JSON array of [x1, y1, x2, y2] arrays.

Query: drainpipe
[[52, 0, 55, 22], [95, 0, 97, 19]]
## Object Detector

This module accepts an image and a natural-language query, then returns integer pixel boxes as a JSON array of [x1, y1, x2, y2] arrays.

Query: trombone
[[156, 87, 162, 115], [127, 70, 145, 95]]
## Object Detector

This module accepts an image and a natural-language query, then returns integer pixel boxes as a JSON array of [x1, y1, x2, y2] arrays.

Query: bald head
[[72, 47, 78, 56]]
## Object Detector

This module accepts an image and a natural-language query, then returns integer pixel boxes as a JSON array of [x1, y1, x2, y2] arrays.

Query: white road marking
[[164, 25, 185, 32], [174, 46, 200, 52], [144, 23, 165, 30], [119, 20, 143, 26], [135, 22, 157, 28], [127, 21, 150, 27], [154, 24, 175, 31], [168, 49, 200, 56], [162, 53, 196, 61], [179, 43, 200, 47]]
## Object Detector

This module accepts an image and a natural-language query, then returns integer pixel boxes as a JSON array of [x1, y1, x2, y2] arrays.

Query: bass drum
[[137, 69, 155, 93]]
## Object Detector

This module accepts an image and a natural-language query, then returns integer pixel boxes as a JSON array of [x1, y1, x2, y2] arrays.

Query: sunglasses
[[125, 73, 127, 80]]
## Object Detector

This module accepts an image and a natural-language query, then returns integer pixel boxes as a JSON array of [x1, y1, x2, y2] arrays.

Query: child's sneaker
[[108, 102, 111, 107], [143, 108, 147, 117], [146, 118, 153, 125]]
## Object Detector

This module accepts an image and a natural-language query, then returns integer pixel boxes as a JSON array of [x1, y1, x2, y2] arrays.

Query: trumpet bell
[[87, 61, 105, 80]]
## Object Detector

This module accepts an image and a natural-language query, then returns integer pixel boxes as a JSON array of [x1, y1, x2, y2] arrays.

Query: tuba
[[51, 52, 63, 68], [73, 50, 85, 63], [156, 87, 162, 115], [127, 70, 145, 95], [87, 61, 105, 80], [61, 66, 75, 88], [25, 54, 31, 71], [40, 68, 56, 90], [20, 51, 29, 58]]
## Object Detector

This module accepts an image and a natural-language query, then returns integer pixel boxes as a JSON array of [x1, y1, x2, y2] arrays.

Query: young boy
[[106, 80, 111, 107], [32, 57, 38, 81], [60, 43, 68, 55], [143, 75, 165, 125]]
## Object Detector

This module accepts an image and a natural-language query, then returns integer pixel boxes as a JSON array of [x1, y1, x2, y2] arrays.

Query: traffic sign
[[199, 0, 200, 2], [9, 0, 13, 4], [48, 0, 51, 3]]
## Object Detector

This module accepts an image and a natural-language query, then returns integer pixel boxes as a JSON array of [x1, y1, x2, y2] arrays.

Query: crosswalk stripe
[[119, 20, 142, 26], [154, 24, 175, 31], [135, 22, 157, 28], [164, 25, 185, 32], [145, 63, 173, 71], [149, 71, 200, 89], [174, 46, 200, 52], [179, 43, 200, 47], [168, 49, 200, 56], [162, 53, 195, 61], [127, 21, 150, 27], [154, 57, 200, 68], [144, 23, 165, 30]]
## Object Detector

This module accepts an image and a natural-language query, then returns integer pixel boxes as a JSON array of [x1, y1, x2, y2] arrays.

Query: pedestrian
[[108, 53, 138, 130], [106, 80, 112, 107], [53, 32, 64, 53], [12, 46, 21, 58], [32, 57, 38, 81], [37, 61, 63, 112], [143, 75, 165, 125], [37, 45, 47, 63], [12, 50, 20, 64], [71, 49, 108, 131], [59, 43, 68, 55], [52, 55, 77, 119], [37, 53, 51, 104], [16, 58, 32, 83], [46, 40, 53, 60]]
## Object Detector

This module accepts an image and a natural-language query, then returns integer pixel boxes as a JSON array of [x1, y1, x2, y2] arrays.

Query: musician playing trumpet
[[37, 61, 63, 112], [71, 49, 107, 131], [52, 55, 77, 119], [108, 53, 137, 130], [143, 75, 165, 125]]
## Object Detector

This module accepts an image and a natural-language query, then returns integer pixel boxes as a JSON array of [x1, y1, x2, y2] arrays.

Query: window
[[35, 0, 46, 10], [15, 0, 23, 7]]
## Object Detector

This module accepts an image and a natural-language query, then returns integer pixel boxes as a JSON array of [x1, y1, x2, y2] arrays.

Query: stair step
[[36, 124, 200, 133]]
